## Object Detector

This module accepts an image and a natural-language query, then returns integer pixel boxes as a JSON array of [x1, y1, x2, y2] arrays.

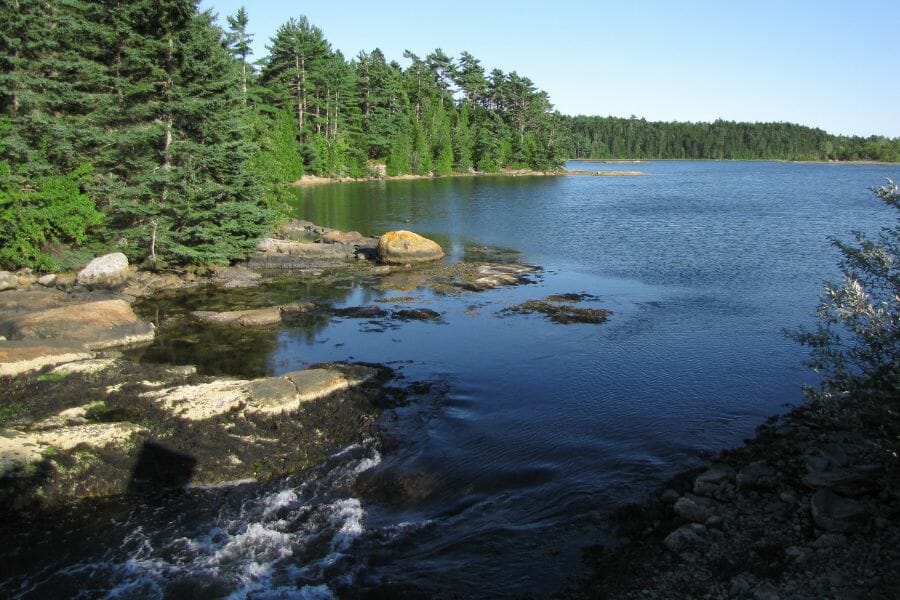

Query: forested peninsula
[[2, 1, 898, 272]]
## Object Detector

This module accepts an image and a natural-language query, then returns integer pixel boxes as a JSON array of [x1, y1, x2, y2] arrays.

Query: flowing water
[[3, 161, 897, 598]]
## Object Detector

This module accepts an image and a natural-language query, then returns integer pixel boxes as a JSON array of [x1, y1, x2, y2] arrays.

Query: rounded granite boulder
[[376, 230, 445, 265], [77, 252, 130, 288]]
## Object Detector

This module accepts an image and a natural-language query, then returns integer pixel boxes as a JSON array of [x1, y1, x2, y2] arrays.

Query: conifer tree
[[225, 6, 253, 104], [99, 1, 272, 265]]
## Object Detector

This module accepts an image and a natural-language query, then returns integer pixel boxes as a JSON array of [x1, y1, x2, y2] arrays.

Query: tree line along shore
[[3, 1, 898, 273]]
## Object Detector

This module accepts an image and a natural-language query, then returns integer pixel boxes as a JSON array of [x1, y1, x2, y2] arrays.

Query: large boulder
[[0, 299, 154, 350], [0, 271, 17, 292], [77, 252, 130, 288], [376, 231, 445, 265]]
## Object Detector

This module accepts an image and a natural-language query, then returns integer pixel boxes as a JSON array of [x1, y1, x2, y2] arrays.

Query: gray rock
[[660, 488, 680, 504], [785, 545, 813, 563], [737, 461, 779, 490], [674, 494, 714, 523], [810, 489, 870, 532], [37, 274, 57, 287], [779, 488, 799, 504], [812, 532, 847, 548], [663, 524, 707, 554], [77, 253, 130, 288], [803, 463, 881, 496], [705, 515, 724, 529], [0, 271, 18, 292], [693, 464, 735, 497]]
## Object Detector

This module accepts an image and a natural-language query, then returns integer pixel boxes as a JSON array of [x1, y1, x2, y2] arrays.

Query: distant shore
[[570, 157, 899, 166]]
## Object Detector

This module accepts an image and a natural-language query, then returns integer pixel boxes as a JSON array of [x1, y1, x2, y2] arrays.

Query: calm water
[[4, 161, 897, 598]]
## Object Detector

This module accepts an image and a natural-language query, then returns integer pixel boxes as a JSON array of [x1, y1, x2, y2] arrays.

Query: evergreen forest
[[2, 1, 898, 271]]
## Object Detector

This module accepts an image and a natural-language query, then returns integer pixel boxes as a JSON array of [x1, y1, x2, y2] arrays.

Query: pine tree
[[225, 6, 253, 105], [386, 126, 411, 175], [453, 104, 474, 172], [99, 1, 272, 265], [248, 108, 303, 208]]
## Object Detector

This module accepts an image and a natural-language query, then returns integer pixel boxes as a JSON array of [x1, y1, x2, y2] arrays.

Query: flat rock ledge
[[0, 299, 155, 376], [0, 358, 391, 507], [145, 364, 377, 421], [249, 220, 379, 270], [1, 423, 146, 478]]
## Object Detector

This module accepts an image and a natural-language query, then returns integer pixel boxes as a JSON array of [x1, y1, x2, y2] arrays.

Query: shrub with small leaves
[[788, 180, 899, 406]]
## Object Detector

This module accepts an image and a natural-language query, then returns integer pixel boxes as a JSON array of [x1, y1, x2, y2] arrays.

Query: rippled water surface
[[4, 161, 897, 598]]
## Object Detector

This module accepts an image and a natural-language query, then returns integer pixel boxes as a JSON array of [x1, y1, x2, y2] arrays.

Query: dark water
[[4, 161, 897, 598]]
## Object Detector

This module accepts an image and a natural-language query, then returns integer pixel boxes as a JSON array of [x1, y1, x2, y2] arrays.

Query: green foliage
[[386, 128, 411, 175], [249, 109, 303, 210], [453, 105, 474, 172], [788, 180, 900, 406], [0, 162, 102, 270]]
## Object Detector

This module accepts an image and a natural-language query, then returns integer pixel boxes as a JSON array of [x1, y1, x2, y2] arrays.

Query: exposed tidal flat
[[1, 161, 898, 597]]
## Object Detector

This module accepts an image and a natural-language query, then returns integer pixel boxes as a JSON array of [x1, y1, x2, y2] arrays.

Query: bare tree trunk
[[295, 54, 305, 133], [149, 219, 158, 264], [241, 62, 247, 104]]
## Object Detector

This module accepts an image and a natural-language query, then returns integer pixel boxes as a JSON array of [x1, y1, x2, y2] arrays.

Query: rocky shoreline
[[567, 398, 900, 598], [0, 219, 555, 511]]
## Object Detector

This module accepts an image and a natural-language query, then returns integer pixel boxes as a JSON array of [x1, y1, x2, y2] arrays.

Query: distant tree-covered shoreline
[[1, 1, 897, 270], [561, 115, 900, 162]]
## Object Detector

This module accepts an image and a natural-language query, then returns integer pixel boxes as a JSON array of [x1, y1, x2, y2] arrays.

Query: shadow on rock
[[127, 441, 197, 496]]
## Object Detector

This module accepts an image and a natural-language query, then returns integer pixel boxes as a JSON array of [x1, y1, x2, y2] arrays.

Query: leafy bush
[[0, 163, 103, 271], [788, 180, 899, 406]]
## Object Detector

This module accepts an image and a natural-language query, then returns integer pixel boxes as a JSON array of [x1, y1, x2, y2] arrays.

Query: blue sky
[[199, 0, 900, 138]]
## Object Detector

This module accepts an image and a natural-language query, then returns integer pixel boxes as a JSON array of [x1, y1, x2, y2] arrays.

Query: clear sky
[[199, 0, 900, 138]]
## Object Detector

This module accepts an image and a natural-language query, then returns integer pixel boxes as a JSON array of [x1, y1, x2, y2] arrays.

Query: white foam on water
[[327, 498, 365, 553], [25, 440, 387, 598], [262, 489, 300, 519]]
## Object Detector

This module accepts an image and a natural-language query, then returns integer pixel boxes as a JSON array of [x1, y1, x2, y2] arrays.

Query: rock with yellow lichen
[[376, 230, 445, 265]]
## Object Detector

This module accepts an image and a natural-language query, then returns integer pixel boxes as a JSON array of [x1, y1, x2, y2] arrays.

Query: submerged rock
[[333, 305, 390, 319], [191, 302, 314, 327], [376, 230, 445, 264], [392, 308, 443, 322], [463, 264, 540, 291], [499, 293, 611, 324], [77, 252, 130, 288]]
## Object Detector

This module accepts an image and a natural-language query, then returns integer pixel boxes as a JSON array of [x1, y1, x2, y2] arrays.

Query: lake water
[[4, 161, 897, 598]]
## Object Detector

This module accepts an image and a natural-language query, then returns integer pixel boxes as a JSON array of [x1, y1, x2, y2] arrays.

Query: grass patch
[[37, 372, 69, 383]]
